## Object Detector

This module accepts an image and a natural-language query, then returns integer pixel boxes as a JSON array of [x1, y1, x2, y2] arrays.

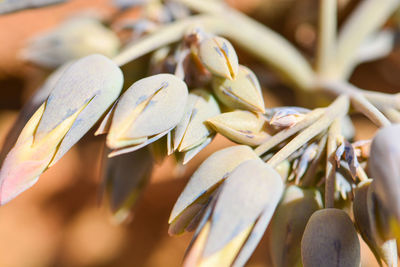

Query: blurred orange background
[[0, 0, 393, 266]]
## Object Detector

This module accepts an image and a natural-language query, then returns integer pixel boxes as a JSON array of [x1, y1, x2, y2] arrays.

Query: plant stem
[[354, 30, 395, 65], [320, 80, 400, 108], [254, 109, 325, 156], [325, 118, 340, 208], [334, 0, 399, 80], [302, 133, 328, 187], [351, 93, 391, 127], [320, 80, 392, 127], [356, 166, 369, 182], [266, 95, 350, 168], [316, 0, 337, 76], [362, 91, 400, 110], [172, 0, 315, 90], [112, 15, 219, 66], [383, 108, 400, 123]]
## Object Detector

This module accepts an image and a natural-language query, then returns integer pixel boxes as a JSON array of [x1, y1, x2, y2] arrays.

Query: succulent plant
[[2, 0, 400, 266]]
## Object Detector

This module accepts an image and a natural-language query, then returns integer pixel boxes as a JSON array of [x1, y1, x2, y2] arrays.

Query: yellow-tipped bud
[[207, 110, 269, 146], [172, 89, 220, 163], [0, 55, 124, 204], [102, 74, 188, 157], [198, 36, 239, 80], [212, 65, 265, 113]]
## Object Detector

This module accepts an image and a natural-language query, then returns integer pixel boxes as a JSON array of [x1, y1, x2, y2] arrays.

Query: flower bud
[[0, 54, 124, 205], [22, 17, 120, 68], [207, 110, 269, 146], [0, 63, 71, 164], [183, 159, 283, 267], [270, 186, 322, 267], [198, 36, 239, 80], [354, 180, 398, 266], [172, 89, 220, 163], [367, 180, 400, 244], [275, 159, 291, 180], [368, 124, 400, 229], [100, 74, 188, 157], [301, 209, 360, 267], [102, 147, 153, 223], [212, 65, 265, 113], [270, 108, 305, 128], [169, 145, 258, 235]]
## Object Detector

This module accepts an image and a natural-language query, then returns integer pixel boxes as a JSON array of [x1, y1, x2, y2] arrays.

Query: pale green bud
[[22, 17, 120, 68], [100, 74, 188, 156], [207, 110, 269, 146], [173, 89, 220, 155], [169, 145, 258, 235], [198, 36, 239, 80], [212, 65, 265, 113]]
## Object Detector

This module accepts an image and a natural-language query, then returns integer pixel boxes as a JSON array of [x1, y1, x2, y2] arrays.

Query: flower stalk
[[316, 0, 337, 77]]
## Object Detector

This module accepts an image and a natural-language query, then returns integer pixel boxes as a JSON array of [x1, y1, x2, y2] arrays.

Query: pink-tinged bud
[[0, 54, 124, 205]]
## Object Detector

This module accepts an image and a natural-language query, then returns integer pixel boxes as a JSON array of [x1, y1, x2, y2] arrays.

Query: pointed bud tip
[[198, 36, 239, 80]]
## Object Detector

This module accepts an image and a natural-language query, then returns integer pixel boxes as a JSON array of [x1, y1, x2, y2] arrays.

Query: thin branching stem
[[254, 109, 325, 156], [172, 0, 315, 89], [362, 91, 400, 110], [266, 95, 350, 168], [302, 133, 328, 187], [112, 15, 219, 66], [316, 0, 336, 76], [320, 80, 393, 127], [383, 108, 400, 123], [334, 0, 399, 79], [351, 93, 391, 127], [356, 166, 369, 182], [322, 80, 400, 109], [325, 118, 340, 208]]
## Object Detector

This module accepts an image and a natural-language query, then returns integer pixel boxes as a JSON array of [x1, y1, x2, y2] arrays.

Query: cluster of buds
[[98, 30, 271, 217], [2, 1, 400, 265], [169, 146, 283, 266], [22, 16, 121, 68]]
